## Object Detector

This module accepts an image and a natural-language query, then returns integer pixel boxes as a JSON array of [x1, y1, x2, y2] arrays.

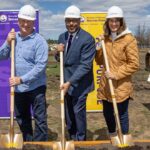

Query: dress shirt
[[0, 31, 48, 92]]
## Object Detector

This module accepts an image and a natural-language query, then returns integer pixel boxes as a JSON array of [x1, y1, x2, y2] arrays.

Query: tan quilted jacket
[[95, 29, 140, 103]]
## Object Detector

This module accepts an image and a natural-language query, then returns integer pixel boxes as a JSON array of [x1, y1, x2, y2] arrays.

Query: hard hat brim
[[106, 15, 123, 19], [18, 14, 36, 21], [64, 15, 81, 19]]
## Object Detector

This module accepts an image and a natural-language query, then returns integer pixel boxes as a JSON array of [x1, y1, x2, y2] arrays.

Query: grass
[[47, 63, 60, 76], [47, 55, 60, 76]]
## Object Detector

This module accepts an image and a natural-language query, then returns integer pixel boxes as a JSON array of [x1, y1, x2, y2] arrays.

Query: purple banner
[[0, 10, 39, 118]]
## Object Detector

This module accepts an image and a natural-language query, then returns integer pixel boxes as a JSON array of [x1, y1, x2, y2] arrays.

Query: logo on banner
[[80, 16, 85, 22], [0, 15, 7, 22]]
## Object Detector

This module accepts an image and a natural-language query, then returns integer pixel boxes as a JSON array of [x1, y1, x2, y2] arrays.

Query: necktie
[[66, 34, 73, 54]]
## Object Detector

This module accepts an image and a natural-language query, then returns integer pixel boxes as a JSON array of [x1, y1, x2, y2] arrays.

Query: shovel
[[101, 40, 134, 147], [0, 28, 23, 149], [53, 52, 74, 150]]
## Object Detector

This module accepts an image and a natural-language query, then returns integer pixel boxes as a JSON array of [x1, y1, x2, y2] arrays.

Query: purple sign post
[[0, 10, 39, 118]]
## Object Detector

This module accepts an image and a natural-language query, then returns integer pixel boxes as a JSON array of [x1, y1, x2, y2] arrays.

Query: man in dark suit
[[56, 5, 96, 141]]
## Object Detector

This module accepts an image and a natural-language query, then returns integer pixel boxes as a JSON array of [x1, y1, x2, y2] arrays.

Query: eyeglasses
[[65, 18, 80, 24]]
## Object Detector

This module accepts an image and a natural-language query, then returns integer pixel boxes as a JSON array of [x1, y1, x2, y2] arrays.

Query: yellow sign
[[80, 12, 107, 112]]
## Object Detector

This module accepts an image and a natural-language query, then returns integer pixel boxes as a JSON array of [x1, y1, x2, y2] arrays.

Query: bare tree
[[135, 24, 150, 48]]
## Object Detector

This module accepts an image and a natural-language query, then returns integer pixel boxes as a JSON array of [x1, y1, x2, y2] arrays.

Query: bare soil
[[75, 142, 150, 150], [0, 142, 150, 150]]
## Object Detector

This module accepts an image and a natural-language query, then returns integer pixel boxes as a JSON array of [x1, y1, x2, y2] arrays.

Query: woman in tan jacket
[[95, 6, 139, 138]]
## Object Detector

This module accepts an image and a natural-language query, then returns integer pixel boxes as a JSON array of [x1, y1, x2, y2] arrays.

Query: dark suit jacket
[[58, 28, 96, 97]]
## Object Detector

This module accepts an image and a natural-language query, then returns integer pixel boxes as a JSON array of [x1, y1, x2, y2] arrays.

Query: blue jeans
[[15, 85, 48, 141], [102, 98, 129, 134], [65, 93, 87, 141]]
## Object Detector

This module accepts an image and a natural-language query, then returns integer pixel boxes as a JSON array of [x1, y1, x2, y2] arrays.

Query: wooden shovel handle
[[60, 52, 64, 99], [11, 28, 15, 78], [10, 28, 15, 113], [10, 28, 15, 143], [101, 40, 118, 111], [60, 51, 66, 147]]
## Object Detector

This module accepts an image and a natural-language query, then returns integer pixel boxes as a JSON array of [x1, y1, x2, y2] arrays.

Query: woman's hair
[[103, 18, 127, 36]]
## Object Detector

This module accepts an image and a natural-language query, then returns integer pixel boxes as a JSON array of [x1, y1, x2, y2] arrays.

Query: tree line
[[135, 24, 150, 48], [47, 39, 58, 45]]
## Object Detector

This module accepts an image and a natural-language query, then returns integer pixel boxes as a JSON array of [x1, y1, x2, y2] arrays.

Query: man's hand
[[57, 43, 65, 52], [105, 71, 116, 80], [60, 81, 71, 95], [9, 77, 22, 86], [7, 30, 16, 46]]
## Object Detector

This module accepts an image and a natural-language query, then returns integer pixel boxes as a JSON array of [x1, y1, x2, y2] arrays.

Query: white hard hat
[[18, 5, 36, 21], [64, 5, 81, 18], [106, 6, 123, 19]]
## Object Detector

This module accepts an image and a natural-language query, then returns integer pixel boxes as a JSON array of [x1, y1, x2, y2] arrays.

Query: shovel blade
[[53, 141, 75, 150], [0, 133, 23, 149], [123, 134, 134, 146], [110, 134, 134, 147], [53, 142, 62, 150], [110, 135, 120, 146], [65, 141, 75, 150]]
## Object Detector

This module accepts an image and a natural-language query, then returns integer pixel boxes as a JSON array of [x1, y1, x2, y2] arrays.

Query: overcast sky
[[0, 0, 150, 40]]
